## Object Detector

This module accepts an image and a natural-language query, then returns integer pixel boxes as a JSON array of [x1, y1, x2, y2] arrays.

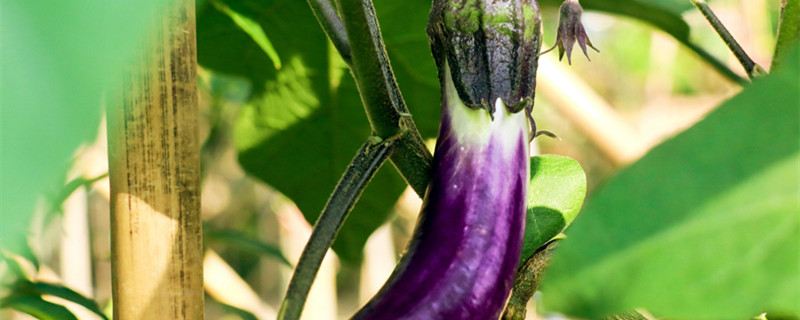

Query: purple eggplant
[[352, 64, 530, 320]]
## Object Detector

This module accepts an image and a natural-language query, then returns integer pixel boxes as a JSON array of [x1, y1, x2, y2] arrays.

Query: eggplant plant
[[3, 0, 798, 319], [277, 0, 586, 319]]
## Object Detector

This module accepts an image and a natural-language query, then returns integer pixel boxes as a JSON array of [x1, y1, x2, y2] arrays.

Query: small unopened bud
[[541, 0, 599, 64], [428, 0, 543, 115]]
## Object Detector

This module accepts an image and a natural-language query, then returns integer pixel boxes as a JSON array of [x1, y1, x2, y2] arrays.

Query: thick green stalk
[[691, 0, 766, 79], [336, 0, 433, 197], [278, 137, 396, 320]]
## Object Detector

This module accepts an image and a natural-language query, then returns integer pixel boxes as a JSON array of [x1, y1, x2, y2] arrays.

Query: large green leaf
[[540, 48, 800, 318], [197, 0, 412, 263]]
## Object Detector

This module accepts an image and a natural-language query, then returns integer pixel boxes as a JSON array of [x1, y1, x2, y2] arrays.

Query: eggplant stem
[[306, 0, 352, 64], [278, 137, 396, 320], [501, 240, 560, 320], [336, 0, 433, 198], [690, 0, 766, 79]]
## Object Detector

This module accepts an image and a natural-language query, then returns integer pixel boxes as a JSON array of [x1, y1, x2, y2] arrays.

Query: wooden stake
[[106, 0, 203, 319]]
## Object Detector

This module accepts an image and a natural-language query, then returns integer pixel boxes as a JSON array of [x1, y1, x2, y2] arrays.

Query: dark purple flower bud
[[427, 0, 543, 115], [541, 0, 599, 64]]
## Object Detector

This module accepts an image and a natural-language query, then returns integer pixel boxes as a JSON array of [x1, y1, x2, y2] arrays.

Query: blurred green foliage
[[540, 46, 800, 318], [0, 0, 164, 258]]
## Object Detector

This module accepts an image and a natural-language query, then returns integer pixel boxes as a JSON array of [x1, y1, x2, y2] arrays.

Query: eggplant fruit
[[352, 63, 530, 320], [352, 1, 541, 318]]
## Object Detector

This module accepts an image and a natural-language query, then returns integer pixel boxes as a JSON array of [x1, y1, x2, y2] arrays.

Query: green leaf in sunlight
[[1, 295, 78, 320], [197, 0, 407, 263], [540, 47, 800, 319], [521, 155, 586, 265], [209, 0, 282, 70]]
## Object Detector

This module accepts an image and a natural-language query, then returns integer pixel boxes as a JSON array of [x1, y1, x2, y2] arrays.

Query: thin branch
[[691, 0, 766, 79], [277, 137, 397, 320], [501, 240, 559, 320], [306, 0, 352, 64]]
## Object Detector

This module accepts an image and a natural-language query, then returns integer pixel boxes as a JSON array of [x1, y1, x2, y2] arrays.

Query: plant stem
[[691, 0, 766, 79], [772, 0, 800, 70], [306, 0, 352, 64], [336, 0, 433, 197], [277, 137, 397, 320], [501, 240, 559, 320]]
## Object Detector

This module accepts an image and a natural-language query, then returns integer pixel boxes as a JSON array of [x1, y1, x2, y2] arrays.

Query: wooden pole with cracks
[[107, 0, 203, 319]]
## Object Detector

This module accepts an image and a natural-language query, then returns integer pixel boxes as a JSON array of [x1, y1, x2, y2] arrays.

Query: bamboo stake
[[106, 0, 203, 318]]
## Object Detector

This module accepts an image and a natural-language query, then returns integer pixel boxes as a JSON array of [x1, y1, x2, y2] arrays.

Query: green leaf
[[540, 47, 800, 318], [520, 155, 586, 264], [29, 281, 109, 320], [209, 0, 281, 70], [197, 0, 407, 263], [1, 295, 79, 320], [205, 229, 292, 267], [1, 249, 39, 280]]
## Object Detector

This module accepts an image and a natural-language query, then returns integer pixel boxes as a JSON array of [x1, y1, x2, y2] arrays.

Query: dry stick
[[691, 0, 766, 79], [106, 0, 204, 319], [278, 137, 396, 320]]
